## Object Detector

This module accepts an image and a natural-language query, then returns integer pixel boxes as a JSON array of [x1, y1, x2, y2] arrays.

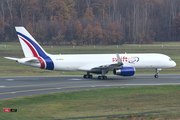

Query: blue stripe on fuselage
[[42, 56, 54, 70]]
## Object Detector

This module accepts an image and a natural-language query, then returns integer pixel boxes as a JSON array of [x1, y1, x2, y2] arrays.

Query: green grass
[[0, 42, 179, 76], [0, 85, 180, 120]]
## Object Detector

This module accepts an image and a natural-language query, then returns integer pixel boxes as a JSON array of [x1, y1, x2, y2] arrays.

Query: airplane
[[5, 27, 176, 79]]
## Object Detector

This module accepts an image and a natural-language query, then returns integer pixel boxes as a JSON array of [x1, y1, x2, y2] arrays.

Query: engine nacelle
[[113, 67, 135, 76]]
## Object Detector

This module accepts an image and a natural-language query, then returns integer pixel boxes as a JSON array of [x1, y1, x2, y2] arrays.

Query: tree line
[[0, 0, 180, 45]]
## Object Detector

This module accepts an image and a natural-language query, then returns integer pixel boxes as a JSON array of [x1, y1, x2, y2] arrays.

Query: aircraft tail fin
[[15, 27, 47, 58]]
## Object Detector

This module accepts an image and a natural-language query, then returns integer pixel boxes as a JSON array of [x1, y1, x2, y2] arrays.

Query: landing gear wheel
[[98, 76, 101, 80], [98, 76, 107, 80], [154, 74, 159, 78], [83, 75, 87, 78], [103, 76, 107, 79], [88, 75, 93, 78], [83, 74, 93, 79], [154, 68, 161, 78]]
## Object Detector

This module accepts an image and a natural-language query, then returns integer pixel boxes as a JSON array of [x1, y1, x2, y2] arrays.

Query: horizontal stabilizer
[[17, 57, 40, 64], [4, 57, 20, 61]]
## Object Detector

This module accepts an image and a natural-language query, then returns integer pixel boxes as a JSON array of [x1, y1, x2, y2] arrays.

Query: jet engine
[[113, 67, 135, 76]]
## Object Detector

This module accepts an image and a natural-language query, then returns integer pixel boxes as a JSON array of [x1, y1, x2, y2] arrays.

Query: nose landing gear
[[154, 68, 161, 78], [154, 74, 159, 78]]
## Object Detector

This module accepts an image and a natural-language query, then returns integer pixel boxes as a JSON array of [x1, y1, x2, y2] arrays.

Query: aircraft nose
[[172, 61, 176, 67]]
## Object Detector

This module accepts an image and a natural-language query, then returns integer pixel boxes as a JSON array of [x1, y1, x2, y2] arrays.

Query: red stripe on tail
[[37, 57, 46, 69], [20, 36, 45, 69], [20, 37, 38, 57]]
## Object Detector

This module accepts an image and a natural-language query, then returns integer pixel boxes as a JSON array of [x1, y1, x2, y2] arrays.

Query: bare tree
[[86, 0, 91, 8], [6, 0, 13, 35], [0, 0, 4, 19]]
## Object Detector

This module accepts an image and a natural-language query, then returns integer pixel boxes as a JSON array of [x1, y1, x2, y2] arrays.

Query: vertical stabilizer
[[15, 27, 47, 58]]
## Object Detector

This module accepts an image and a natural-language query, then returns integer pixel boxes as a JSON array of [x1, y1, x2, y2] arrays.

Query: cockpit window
[[169, 58, 172, 61]]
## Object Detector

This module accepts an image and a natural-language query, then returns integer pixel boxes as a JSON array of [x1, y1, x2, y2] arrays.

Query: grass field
[[0, 42, 179, 76], [1, 85, 180, 120]]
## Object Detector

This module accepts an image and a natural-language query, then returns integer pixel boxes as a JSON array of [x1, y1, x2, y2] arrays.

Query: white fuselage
[[48, 53, 176, 71]]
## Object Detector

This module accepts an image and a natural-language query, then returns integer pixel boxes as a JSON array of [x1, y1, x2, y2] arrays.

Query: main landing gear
[[83, 72, 93, 78], [154, 68, 161, 78], [98, 69, 107, 80], [98, 76, 107, 80], [83, 70, 108, 80]]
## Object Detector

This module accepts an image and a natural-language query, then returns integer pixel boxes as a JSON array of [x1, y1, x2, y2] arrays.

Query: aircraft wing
[[78, 53, 123, 71]]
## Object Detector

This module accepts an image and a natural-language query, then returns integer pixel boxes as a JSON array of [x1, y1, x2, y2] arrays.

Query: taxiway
[[0, 74, 180, 100]]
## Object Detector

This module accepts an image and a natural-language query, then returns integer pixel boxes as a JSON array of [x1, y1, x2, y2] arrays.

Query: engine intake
[[113, 67, 135, 76]]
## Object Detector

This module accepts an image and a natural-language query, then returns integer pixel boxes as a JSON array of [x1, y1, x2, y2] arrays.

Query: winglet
[[116, 53, 123, 66]]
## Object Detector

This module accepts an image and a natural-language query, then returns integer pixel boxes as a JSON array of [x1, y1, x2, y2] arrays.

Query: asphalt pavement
[[0, 74, 180, 100]]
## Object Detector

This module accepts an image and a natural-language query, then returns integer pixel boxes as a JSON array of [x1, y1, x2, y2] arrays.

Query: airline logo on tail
[[16, 27, 54, 70]]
